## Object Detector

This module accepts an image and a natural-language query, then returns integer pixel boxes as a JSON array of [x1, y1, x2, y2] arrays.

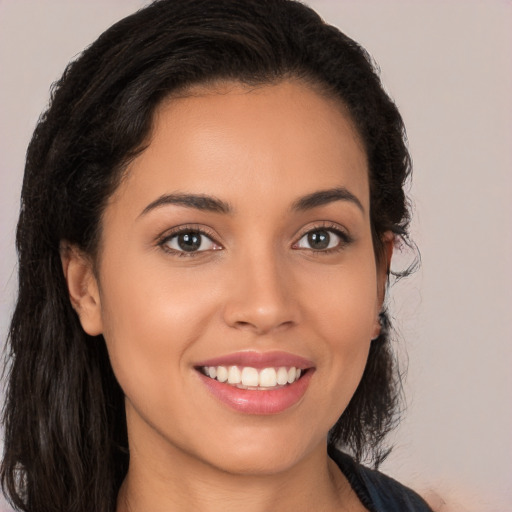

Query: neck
[[117, 441, 354, 512]]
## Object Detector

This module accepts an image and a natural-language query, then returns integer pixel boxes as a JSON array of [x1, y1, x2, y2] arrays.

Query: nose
[[222, 251, 299, 335]]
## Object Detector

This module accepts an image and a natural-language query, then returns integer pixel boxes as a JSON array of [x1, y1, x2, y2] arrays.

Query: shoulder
[[329, 447, 434, 512]]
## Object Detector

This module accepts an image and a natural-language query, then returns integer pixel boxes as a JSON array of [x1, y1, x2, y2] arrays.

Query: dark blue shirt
[[330, 448, 434, 511]]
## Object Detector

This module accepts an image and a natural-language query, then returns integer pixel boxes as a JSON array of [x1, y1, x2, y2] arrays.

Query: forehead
[[111, 80, 369, 215]]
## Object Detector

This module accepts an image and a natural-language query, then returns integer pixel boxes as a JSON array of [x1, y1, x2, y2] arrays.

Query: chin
[[195, 426, 323, 476]]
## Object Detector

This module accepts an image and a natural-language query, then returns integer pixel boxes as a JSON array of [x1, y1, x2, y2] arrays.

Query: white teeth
[[202, 365, 304, 389], [241, 367, 259, 386], [259, 367, 277, 387], [276, 367, 288, 385], [216, 366, 228, 382], [227, 366, 241, 384]]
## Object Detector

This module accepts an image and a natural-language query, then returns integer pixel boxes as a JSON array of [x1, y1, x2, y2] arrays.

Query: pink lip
[[194, 350, 314, 370], [194, 351, 315, 415], [197, 369, 314, 415]]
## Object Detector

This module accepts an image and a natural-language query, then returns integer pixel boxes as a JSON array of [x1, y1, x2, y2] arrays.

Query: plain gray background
[[1, 1, 511, 510]]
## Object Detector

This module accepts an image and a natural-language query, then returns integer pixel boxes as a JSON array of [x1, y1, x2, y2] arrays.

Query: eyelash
[[157, 223, 352, 257], [157, 225, 221, 257], [293, 223, 353, 255]]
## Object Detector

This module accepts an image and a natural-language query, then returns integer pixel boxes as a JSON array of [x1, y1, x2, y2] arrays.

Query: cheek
[[298, 255, 378, 411], [303, 256, 379, 341], [96, 253, 217, 398]]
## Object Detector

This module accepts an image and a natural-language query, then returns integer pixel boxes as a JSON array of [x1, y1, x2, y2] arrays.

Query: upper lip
[[194, 351, 314, 370]]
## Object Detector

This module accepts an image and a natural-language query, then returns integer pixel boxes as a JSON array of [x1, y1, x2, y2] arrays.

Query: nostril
[[232, 319, 295, 334], [234, 320, 252, 329], [222, 292, 299, 334]]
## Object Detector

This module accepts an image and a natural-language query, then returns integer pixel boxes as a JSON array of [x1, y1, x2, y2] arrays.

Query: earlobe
[[373, 231, 394, 340], [371, 315, 382, 341], [60, 241, 103, 336]]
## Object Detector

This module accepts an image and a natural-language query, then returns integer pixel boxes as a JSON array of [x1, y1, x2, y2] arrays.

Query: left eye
[[294, 229, 344, 251], [163, 230, 219, 253]]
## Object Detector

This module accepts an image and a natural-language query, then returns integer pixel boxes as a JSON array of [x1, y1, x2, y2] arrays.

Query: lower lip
[[197, 370, 314, 415]]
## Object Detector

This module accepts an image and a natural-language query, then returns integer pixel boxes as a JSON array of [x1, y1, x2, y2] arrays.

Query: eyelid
[[157, 224, 223, 255], [292, 222, 353, 250]]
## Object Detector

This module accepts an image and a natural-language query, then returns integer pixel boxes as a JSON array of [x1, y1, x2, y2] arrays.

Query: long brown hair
[[1, 1, 412, 510]]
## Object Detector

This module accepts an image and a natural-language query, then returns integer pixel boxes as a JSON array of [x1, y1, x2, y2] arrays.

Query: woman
[[1, 0, 430, 511]]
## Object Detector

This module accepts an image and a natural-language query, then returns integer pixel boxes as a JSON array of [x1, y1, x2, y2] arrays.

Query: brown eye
[[179, 232, 202, 251], [307, 230, 331, 250], [163, 230, 219, 253], [295, 228, 348, 251]]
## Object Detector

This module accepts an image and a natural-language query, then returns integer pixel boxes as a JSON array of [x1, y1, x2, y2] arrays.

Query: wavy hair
[[1, 1, 412, 510]]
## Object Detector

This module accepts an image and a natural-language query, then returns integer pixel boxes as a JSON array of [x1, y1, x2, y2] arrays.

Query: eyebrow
[[139, 186, 363, 218], [291, 187, 364, 213], [139, 193, 232, 217]]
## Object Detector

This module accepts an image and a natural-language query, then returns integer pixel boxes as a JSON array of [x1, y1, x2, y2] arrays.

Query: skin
[[63, 80, 392, 512]]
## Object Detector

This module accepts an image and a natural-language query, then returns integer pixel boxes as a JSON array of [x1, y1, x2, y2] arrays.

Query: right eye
[[160, 229, 222, 255]]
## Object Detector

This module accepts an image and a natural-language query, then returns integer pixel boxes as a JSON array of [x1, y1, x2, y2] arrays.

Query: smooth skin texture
[[63, 80, 392, 512]]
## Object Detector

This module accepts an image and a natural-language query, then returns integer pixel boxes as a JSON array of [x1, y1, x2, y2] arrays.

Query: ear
[[60, 241, 103, 336], [372, 231, 394, 340]]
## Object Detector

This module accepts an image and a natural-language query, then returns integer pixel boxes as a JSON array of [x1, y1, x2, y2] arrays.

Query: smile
[[195, 352, 314, 414], [200, 365, 302, 390]]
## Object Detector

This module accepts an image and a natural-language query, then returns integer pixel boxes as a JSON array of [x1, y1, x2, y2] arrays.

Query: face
[[70, 80, 390, 476]]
